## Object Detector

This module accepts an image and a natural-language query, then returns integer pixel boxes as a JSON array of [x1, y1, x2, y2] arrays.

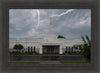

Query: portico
[[43, 45, 59, 54]]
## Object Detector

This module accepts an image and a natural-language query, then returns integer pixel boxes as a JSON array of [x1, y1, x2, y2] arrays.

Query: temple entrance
[[43, 45, 59, 54]]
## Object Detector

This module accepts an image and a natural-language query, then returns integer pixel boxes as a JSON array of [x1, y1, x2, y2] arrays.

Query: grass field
[[9, 61, 90, 64], [60, 61, 90, 64], [9, 61, 40, 64]]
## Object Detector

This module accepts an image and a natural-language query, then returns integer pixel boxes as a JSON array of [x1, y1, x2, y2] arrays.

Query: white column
[[39, 47, 43, 54], [59, 46, 63, 54], [26, 38, 27, 49]]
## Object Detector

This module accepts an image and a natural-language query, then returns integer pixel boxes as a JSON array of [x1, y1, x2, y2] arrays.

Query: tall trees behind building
[[57, 35, 66, 39]]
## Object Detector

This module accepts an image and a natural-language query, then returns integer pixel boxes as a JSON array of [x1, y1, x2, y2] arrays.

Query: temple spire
[[49, 17, 52, 35], [45, 17, 56, 39], [50, 17, 52, 25]]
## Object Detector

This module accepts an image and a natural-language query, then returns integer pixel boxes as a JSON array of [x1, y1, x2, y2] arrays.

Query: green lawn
[[9, 61, 90, 64], [9, 61, 40, 64], [60, 61, 90, 64]]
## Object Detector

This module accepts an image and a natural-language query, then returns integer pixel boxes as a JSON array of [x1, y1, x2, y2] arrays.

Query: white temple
[[9, 17, 84, 54]]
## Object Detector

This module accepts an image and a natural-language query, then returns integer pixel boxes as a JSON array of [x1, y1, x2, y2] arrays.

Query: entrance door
[[43, 45, 59, 54]]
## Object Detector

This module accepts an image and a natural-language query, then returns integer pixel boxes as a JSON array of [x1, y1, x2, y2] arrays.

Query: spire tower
[[49, 17, 52, 35]]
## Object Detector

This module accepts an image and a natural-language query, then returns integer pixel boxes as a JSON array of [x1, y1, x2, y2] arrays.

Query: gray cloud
[[9, 9, 91, 39]]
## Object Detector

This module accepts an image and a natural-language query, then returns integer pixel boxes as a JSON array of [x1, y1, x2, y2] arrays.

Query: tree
[[13, 44, 24, 53], [57, 35, 66, 39], [81, 35, 91, 61], [73, 35, 91, 61]]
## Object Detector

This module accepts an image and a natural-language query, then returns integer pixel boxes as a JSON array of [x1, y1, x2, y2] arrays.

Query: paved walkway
[[40, 61, 61, 64]]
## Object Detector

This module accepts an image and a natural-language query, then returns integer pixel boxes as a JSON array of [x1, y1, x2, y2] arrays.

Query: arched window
[[33, 46, 36, 52], [31, 46, 32, 52], [69, 47, 71, 52], [65, 46, 67, 52], [31, 46, 32, 49], [28, 46, 30, 49], [28, 46, 30, 53]]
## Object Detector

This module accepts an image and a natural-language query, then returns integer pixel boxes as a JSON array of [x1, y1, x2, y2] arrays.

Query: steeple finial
[[49, 17, 53, 35], [50, 17, 52, 25]]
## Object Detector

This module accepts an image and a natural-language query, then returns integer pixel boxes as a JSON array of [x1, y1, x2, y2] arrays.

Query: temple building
[[9, 17, 84, 54]]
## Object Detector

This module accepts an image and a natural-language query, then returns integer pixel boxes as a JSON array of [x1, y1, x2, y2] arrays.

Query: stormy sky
[[9, 9, 91, 39]]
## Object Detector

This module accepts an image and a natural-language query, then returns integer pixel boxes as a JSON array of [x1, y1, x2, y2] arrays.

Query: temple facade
[[9, 17, 84, 54]]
